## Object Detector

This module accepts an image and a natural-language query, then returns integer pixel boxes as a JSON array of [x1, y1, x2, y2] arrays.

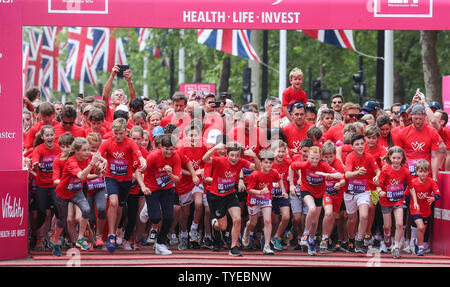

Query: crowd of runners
[[23, 66, 444, 258]]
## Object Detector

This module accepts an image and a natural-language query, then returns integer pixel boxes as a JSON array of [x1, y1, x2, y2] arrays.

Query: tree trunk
[[219, 57, 231, 93], [194, 58, 202, 83], [393, 69, 404, 104], [420, 30, 441, 102]]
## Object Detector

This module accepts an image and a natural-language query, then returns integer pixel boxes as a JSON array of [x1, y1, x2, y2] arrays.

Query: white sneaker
[[423, 242, 431, 253], [140, 204, 149, 223], [402, 240, 411, 254], [263, 244, 275, 255], [116, 228, 123, 245], [379, 241, 388, 253], [155, 243, 172, 255], [169, 233, 179, 245], [242, 227, 250, 247], [122, 239, 132, 251]]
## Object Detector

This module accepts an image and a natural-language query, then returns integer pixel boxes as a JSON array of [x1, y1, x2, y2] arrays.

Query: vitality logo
[[374, 0, 433, 17]]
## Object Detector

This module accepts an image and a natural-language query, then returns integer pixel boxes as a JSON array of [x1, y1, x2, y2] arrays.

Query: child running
[[377, 146, 418, 259], [293, 146, 343, 255]]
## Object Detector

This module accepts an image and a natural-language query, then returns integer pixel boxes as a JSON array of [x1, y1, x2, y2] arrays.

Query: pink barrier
[[433, 172, 450, 256], [0, 170, 28, 261]]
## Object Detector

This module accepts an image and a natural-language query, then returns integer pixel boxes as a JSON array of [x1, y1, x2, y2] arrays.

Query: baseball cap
[[399, 104, 410, 114], [152, 126, 164, 138], [116, 104, 129, 113], [411, 104, 425, 115], [206, 129, 222, 145], [362, 100, 378, 112], [428, 101, 442, 110]]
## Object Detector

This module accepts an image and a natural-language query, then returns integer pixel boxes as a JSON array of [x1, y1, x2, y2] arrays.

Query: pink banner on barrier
[[0, 170, 28, 261], [179, 83, 216, 98], [433, 172, 450, 256], [48, 0, 108, 14], [375, 0, 433, 17], [443, 76, 450, 127]]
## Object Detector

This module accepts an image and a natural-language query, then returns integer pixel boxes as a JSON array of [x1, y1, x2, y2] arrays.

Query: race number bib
[[272, 182, 282, 198], [87, 177, 106, 191], [325, 180, 338, 196], [39, 155, 56, 173], [67, 177, 82, 192], [217, 177, 235, 194], [306, 172, 324, 186], [407, 158, 424, 177], [249, 195, 271, 206], [347, 179, 367, 194], [156, 172, 171, 189], [386, 184, 404, 202], [110, 158, 129, 176]]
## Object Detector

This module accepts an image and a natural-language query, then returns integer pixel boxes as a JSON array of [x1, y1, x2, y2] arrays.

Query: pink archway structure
[[1, 0, 449, 260]]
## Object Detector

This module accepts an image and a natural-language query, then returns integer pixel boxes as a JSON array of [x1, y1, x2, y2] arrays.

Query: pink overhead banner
[[443, 76, 450, 127], [14, 0, 450, 30]]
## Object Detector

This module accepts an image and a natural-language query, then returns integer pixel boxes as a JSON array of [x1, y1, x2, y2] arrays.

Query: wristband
[[239, 177, 245, 180], [434, 194, 440, 201]]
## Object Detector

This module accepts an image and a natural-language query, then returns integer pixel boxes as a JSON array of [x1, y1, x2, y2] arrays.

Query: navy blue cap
[[399, 104, 410, 114], [428, 101, 442, 110], [362, 100, 378, 111]]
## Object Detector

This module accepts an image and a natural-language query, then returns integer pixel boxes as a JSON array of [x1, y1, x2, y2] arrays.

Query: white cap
[[206, 129, 222, 145], [116, 104, 129, 113]]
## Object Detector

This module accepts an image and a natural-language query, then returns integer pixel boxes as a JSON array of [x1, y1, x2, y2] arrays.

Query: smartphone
[[213, 101, 221, 108], [117, 64, 130, 78], [78, 93, 84, 99]]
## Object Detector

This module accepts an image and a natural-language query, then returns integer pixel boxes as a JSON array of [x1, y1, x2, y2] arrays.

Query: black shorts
[[412, 214, 432, 226], [173, 192, 180, 206], [272, 197, 290, 215], [236, 183, 248, 202], [207, 191, 240, 220], [301, 190, 322, 207]]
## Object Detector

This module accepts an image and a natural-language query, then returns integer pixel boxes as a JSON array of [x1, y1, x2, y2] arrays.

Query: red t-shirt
[[32, 144, 62, 188], [210, 157, 251, 197], [291, 160, 335, 198], [98, 136, 143, 182], [130, 146, 150, 195], [203, 152, 223, 193], [324, 122, 345, 145], [55, 154, 90, 199], [397, 124, 442, 176], [409, 177, 440, 218], [365, 144, 386, 175], [281, 85, 307, 118], [325, 158, 344, 197], [176, 143, 208, 195], [54, 123, 86, 143], [85, 126, 110, 139], [246, 169, 281, 206], [282, 122, 312, 151], [378, 165, 413, 207], [376, 136, 390, 157], [340, 144, 353, 167], [344, 152, 379, 194], [143, 149, 182, 191], [272, 158, 292, 198], [52, 155, 66, 183]]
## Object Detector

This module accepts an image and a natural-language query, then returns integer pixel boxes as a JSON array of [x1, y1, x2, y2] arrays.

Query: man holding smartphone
[[102, 65, 136, 124]]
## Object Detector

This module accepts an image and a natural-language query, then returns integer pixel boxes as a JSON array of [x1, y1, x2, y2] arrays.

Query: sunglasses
[[348, 114, 358, 118], [393, 111, 400, 115], [332, 101, 342, 104], [62, 120, 74, 125], [292, 102, 305, 108]]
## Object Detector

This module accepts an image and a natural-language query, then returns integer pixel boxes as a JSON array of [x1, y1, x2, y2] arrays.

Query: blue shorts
[[272, 197, 290, 215], [412, 214, 432, 226], [105, 177, 132, 207]]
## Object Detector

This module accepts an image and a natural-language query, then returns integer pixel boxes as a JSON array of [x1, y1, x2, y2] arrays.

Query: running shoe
[[34, 239, 46, 251], [122, 239, 132, 251], [379, 240, 388, 253], [76, 237, 91, 251], [106, 234, 116, 252], [413, 239, 419, 255], [392, 248, 401, 259], [417, 247, 425, 256], [169, 232, 179, 245], [319, 240, 330, 254], [355, 239, 365, 253], [134, 241, 142, 250], [384, 236, 392, 248], [263, 244, 275, 255], [229, 246, 243, 257], [300, 234, 309, 247], [364, 234, 372, 247], [202, 237, 214, 249], [155, 243, 172, 255], [339, 241, 351, 253], [348, 238, 356, 253], [116, 228, 123, 246], [307, 240, 316, 256], [95, 235, 104, 248], [148, 229, 157, 244], [189, 228, 200, 243], [51, 243, 62, 257], [247, 234, 256, 250], [271, 237, 283, 251], [178, 236, 189, 250]]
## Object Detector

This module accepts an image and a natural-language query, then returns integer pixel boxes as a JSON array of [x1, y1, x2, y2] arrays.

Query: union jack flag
[[136, 28, 170, 68], [66, 27, 97, 85], [91, 27, 128, 72], [197, 29, 260, 62], [22, 43, 29, 89], [26, 28, 44, 90], [40, 26, 71, 99], [299, 30, 355, 50]]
